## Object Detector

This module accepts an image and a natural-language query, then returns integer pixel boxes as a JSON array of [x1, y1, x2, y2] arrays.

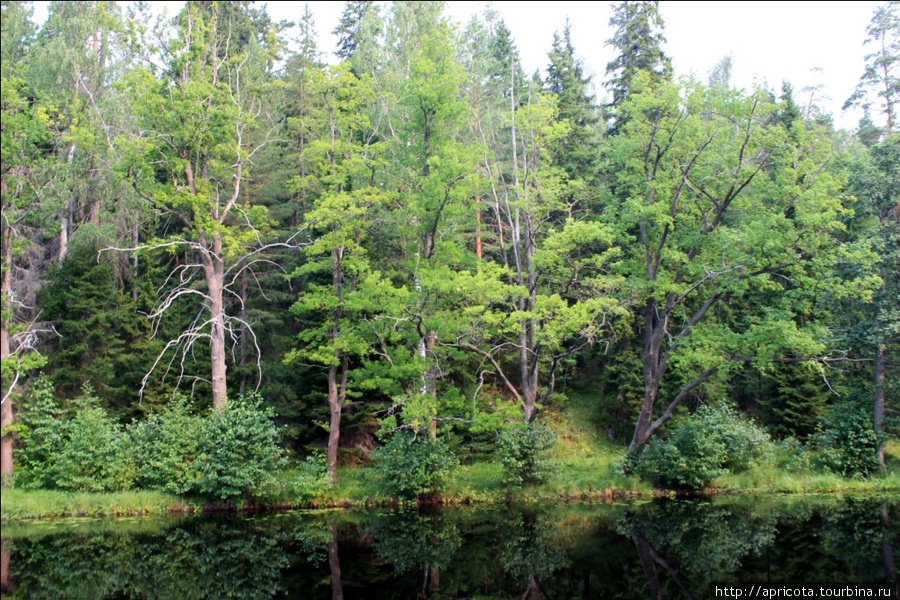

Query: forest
[[1, 0, 897, 505]]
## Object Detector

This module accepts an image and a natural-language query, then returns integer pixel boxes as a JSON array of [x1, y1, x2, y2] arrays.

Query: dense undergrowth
[[5, 394, 898, 521]]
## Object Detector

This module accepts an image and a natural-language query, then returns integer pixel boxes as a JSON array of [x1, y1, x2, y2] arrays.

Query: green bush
[[634, 404, 772, 489], [52, 394, 135, 492], [498, 421, 557, 488], [17, 381, 133, 492], [192, 394, 286, 502], [129, 396, 203, 494], [16, 378, 65, 489], [697, 405, 771, 471], [814, 402, 881, 477], [257, 452, 330, 504], [776, 436, 813, 472], [372, 432, 458, 501], [634, 423, 728, 489]]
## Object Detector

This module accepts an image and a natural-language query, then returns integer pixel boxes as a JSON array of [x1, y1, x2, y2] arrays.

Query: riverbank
[[4, 458, 900, 521]]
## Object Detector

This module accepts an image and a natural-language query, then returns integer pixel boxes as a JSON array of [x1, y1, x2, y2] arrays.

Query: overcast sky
[[30, 1, 882, 130]]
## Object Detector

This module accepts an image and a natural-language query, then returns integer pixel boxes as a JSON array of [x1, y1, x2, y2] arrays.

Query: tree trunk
[[327, 245, 346, 484], [58, 215, 68, 265], [426, 330, 437, 439], [327, 362, 342, 485], [629, 299, 663, 455], [475, 196, 482, 260], [206, 232, 228, 410], [1, 545, 8, 596], [1, 217, 13, 486], [875, 264, 887, 474], [328, 521, 344, 600]]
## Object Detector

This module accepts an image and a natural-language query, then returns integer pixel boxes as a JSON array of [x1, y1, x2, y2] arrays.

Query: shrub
[[696, 405, 771, 471], [372, 432, 458, 501], [129, 396, 203, 494], [192, 394, 286, 502], [258, 452, 330, 504], [51, 394, 135, 492], [498, 421, 557, 488], [18, 381, 133, 492], [16, 378, 66, 489], [634, 404, 772, 489], [814, 402, 881, 477], [634, 424, 728, 489]]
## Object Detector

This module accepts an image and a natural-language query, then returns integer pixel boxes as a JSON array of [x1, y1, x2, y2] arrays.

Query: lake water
[[2, 495, 897, 598]]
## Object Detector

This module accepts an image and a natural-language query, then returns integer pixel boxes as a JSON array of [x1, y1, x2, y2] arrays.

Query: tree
[[286, 62, 393, 483], [604, 1, 672, 133], [845, 1, 900, 135], [1, 0, 52, 486], [333, 0, 375, 62], [842, 135, 900, 473], [118, 2, 285, 409], [611, 76, 854, 458], [544, 20, 603, 207]]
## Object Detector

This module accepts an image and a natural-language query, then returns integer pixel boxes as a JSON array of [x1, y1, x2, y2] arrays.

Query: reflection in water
[[328, 521, 343, 600], [1, 496, 897, 598], [884, 504, 897, 588], [1, 544, 9, 596]]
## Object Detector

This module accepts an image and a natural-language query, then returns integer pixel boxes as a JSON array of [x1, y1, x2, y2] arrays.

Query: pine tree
[[844, 1, 900, 134]]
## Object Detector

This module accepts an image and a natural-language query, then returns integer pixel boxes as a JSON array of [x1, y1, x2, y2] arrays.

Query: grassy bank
[[4, 456, 899, 522], [1, 489, 190, 521], [5, 414, 899, 520]]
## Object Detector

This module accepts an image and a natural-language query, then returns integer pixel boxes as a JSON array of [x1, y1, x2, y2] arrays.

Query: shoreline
[[4, 478, 899, 522]]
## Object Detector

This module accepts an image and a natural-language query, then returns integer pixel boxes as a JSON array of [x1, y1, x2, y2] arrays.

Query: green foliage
[[815, 401, 883, 477], [634, 405, 773, 489], [257, 453, 330, 505], [18, 382, 135, 492], [371, 432, 458, 500], [128, 396, 203, 494], [192, 394, 286, 502], [40, 247, 152, 416], [700, 405, 773, 472], [52, 391, 135, 492], [634, 424, 727, 490], [498, 421, 557, 488], [16, 378, 68, 489]]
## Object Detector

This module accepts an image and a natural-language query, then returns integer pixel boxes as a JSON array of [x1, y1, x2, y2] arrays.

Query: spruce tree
[[604, 1, 672, 132]]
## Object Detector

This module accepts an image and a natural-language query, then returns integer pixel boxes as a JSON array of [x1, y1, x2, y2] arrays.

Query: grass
[[4, 403, 899, 520], [2, 488, 189, 521]]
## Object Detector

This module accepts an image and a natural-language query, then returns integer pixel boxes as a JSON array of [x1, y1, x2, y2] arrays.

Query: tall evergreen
[[333, 0, 375, 61], [544, 21, 602, 205], [844, 1, 899, 134], [604, 1, 672, 132]]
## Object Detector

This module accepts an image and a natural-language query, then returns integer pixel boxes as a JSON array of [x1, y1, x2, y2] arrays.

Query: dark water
[[1, 495, 897, 599]]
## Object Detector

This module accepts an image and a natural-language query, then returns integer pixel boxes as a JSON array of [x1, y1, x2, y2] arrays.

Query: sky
[[30, 1, 883, 131]]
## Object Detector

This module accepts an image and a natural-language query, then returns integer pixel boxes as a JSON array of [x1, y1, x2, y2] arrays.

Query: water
[[2, 495, 897, 599]]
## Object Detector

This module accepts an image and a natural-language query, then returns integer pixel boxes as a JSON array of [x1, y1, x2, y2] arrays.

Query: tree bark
[[205, 231, 228, 410], [426, 330, 437, 439], [875, 264, 887, 474], [327, 245, 346, 484], [1, 211, 13, 486], [327, 361, 343, 485], [1, 545, 9, 596], [328, 521, 344, 600]]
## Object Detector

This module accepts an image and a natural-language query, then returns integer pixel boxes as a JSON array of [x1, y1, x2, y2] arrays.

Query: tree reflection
[[498, 509, 571, 599], [370, 509, 462, 597], [5, 518, 291, 599]]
